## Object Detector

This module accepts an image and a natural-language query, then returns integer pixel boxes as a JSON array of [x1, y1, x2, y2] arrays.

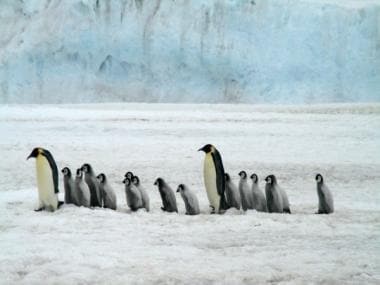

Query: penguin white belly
[[203, 153, 220, 212], [36, 156, 58, 211]]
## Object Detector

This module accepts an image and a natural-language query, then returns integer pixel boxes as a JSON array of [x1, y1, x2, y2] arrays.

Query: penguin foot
[[284, 208, 291, 214], [57, 201, 64, 209], [161, 207, 166, 212], [34, 207, 45, 212]]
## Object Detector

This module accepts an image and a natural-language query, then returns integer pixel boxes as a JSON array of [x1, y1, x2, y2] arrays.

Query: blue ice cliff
[[0, 0, 379, 103]]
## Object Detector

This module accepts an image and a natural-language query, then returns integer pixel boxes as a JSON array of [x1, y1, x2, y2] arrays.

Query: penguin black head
[[123, 178, 130, 185], [27, 147, 41, 160], [61, 167, 71, 177], [81, 163, 92, 174], [177, 184, 185, 193], [238, 171, 247, 179], [224, 173, 231, 181], [250, 173, 258, 183], [27, 147, 52, 160], [76, 168, 83, 178], [125, 171, 134, 179], [198, 144, 213, 153], [132, 176, 140, 185], [97, 173, 106, 183], [315, 173, 324, 183], [265, 174, 276, 185], [154, 177, 164, 186]]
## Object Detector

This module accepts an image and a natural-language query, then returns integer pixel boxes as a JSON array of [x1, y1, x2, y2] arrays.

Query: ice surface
[[0, 0, 379, 103], [0, 103, 379, 283]]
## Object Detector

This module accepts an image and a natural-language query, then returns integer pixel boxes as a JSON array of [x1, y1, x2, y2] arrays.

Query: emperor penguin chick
[[265, 175, 291, 213], [125, 171, 134, 180], [97, 173, 117, 210], [224, 173, 241, 210], [250, 173, 267, 212], [74, 168, 91, 207], [123, 178, 143, 211], [62, 167, 75, 205], [238, 171, 254, 211], [315, 174, 334, 214], [27, 147, 60, 212], [177, 184, 200, 215], [154, 178, 178, 213], [280, 186, 291, 214], [132, 176, 150, 212], [81, 163, 102, 207]]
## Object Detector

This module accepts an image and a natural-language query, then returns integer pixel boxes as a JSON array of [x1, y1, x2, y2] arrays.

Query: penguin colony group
[[27, 145, 334, 215]]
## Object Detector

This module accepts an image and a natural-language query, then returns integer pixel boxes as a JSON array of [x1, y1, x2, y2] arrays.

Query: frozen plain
[[0, 103, 379, 284]]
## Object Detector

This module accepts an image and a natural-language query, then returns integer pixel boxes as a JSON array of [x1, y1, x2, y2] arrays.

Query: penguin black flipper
[[211, 150, 230, 211], [42, 149, 59, 194]]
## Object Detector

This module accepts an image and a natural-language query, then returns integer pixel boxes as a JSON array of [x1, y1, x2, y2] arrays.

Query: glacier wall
[[0, 0, 379, 104]]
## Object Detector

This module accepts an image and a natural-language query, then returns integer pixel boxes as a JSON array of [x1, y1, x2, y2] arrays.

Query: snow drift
[[0, 0, 379, 104]]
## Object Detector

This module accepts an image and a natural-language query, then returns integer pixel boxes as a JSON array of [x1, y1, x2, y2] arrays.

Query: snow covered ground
[[0, 103, 379, 284]]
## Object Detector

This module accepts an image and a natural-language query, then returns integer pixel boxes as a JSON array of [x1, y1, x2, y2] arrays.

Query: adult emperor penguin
[[238, 171, 254, 211], [315, 174, 334, 214], [177, 184, 200, 215], [250, 173, 267, 212], [61, 167, 74, 204], [97, 173, 117, 210], [132, 176, 150, 212], [154, 178, 178, 213], [224, 173, 241, 210], [81, 163, 102, 207], [27, 147, 61, 212], [123, 177, 143, 211], [198, 144, 229, 214], [264, 175, 283, 213], [74, 168, 91, 207]]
